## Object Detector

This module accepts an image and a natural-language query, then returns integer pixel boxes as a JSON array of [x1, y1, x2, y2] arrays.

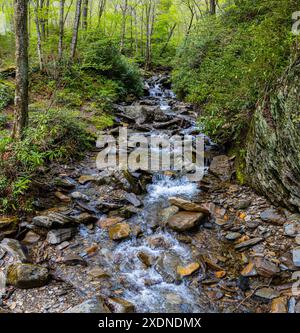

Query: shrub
[[0, 80, 14, 110], [0, 108, 93, 212], [172, 0, 293, 144]]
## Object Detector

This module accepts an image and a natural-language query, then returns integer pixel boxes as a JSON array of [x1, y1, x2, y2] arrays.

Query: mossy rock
[[7, 263, 50, 289]]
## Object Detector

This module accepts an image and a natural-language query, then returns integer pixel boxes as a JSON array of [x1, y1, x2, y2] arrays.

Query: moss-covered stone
[[246, 59, 300, 211], [7, 263, 49, 289]]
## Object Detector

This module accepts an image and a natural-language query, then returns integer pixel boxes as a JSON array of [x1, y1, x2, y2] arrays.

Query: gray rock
[[0, 238, 28, 263], [209, 155, 234, 182], [105, 297, 135, 313], [292, 247, 300, 267], [71, 192, 90, 201], [46, 228, 76, 245], [254, 257, 280, 277], [260, 209, 285, 225], [284, 220, 300, 237], [65, 297, 110, 313], [254, 287, 280, 301], [234, 237, 263, 250], [54, 177, 76, 189], [32, 213, 75, 229], [225, 232, 241, 241], [124, 192, 142, 207]]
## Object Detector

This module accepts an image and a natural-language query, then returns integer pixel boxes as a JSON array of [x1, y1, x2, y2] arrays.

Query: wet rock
[[138, 252, 154, 267], [254, 287, 280, 301], [167, 211, 204, 232], [88, 267, 110, 279], [0, 217, 18, 240], [78, 175, 96, 185], [209, 155, 234, 181], [98, 216, 125, 229], [225, 232, 241, 241], [74, 213, 98, 225], [6, 263, 49, 289], [155, 252, 183, 283], [241, 262, 257, 277], [271, 297, 288, 313], [32, 213, 75, 229], [62, 254, 87, 266], [177, 262, 200, 277], [71, 192, 90, 201], [254, 257, 280, 277], [105, 297, 135, 313], [65, 297, 110, 313], [54, 191, 71, 203], [124, 192, 141, 207], [109, 223, 131, 241], [0, 247, 6, 259], [168, 197, 210, 214], [54, 177, 76, 189], [0, 238, 28, 263], [260, 208, 285, 225], [234, 237, 263, 251], [22, 231, 41, 245], [46, 228, 77, 245], [160, 206, 179, 225], [292, 247, 300, 267]]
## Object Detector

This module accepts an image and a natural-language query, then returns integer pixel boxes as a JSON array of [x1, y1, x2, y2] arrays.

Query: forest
[[0, 0, 300, 316]]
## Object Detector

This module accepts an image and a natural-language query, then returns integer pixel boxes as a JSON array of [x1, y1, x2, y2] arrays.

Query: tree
[[13, 0, 29, 140], [82, 0, 89, 30], [70, 0, 82, 59], [58, 0, 65, 60], [210, 0, 216, 15]]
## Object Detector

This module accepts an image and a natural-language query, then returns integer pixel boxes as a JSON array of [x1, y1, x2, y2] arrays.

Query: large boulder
[[6, 263, 49, 289], [65, 297, 110, 313]]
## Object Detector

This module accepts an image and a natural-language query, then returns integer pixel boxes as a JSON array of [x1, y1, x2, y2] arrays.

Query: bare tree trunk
[[209, 0, 216, 15], [120, 0, 128, 53], [58, 0, 65, 61], [82, 0, 88, 30], [33, 0, 44, 71], [159, 23, 177, 57], [13, 0, 29, 140], [70, 0, 82, 60], [97, 0, 106, 27]]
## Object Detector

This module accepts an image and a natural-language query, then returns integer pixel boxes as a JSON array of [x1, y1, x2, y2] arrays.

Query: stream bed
[[0, 75, 298, 314]]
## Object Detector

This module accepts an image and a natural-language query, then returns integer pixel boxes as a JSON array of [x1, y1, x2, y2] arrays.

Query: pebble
[[225, 232, 241, 241]]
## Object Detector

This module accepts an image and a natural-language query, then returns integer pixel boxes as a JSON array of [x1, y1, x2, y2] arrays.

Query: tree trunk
[[120, 0, 128, 53], [209, 0, 216, 15], [13, 0, 29, 140], [58, 0, 65, 61], [97, 0, 106, 27], [70, 0, 82, 60], [82, 0, 88, 30], [33, 0, 44, 71]]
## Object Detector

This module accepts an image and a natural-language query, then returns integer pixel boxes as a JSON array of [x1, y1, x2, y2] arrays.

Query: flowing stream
[[55, 75, 217, 313]]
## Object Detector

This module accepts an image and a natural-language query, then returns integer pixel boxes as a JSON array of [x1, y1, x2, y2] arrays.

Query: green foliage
[[0, 80, 14, 110], [0, 108, 93, 213], [80, 37, 143, 97], [173, 0, 293, 143]]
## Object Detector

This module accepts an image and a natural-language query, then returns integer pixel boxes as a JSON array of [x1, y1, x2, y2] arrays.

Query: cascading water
[[72, 74, 214, 312]]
